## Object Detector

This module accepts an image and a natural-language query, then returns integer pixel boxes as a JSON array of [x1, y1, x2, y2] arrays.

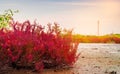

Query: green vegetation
[[0, 9, 18, 29]]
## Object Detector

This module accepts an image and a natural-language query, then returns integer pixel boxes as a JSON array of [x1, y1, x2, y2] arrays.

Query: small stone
[[117, 50, 120, 52], [109, 71, 117, 74], [94, 66, 100, 69], [81, 56, 85, 58]]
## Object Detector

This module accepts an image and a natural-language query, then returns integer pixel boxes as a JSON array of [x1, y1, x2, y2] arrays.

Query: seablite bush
[[0, 20, 79, 71]]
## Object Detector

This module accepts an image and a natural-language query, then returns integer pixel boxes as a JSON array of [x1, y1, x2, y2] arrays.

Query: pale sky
[[0, 0, 120, 35]]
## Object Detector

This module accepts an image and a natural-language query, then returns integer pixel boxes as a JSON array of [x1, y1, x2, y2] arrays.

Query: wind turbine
[[97, 20, 100, 36]]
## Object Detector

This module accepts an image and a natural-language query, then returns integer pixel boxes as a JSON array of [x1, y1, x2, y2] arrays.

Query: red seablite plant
[[0, 20, 79, 71], [112, 37, 120, 43]]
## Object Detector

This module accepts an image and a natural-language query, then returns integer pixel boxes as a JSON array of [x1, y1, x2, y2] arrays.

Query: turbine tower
[[97, 20, 100, 36]]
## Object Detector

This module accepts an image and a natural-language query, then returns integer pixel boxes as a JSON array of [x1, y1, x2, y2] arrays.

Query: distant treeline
[[72, 34, 120, 43]]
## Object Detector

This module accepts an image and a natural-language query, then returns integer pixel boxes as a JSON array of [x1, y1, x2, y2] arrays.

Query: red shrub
[[112, 37, 120, 43], [0, 20, 79, 71]]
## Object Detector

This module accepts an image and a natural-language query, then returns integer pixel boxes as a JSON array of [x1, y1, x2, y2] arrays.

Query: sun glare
[[101, 1, 119, 17]]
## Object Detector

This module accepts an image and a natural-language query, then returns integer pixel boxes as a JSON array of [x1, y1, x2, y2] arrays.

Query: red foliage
[[0, 20, 79, 71], [112, 37, 120, 43]]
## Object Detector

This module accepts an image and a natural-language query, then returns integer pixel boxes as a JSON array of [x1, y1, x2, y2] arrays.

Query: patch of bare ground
[[1, 46, 120, 74]]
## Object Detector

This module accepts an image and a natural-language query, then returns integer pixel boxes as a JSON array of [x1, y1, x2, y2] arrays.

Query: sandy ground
[[8, 46, 120, 74], [4, 44, 120, 74], [73, 48, 120, 74]]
